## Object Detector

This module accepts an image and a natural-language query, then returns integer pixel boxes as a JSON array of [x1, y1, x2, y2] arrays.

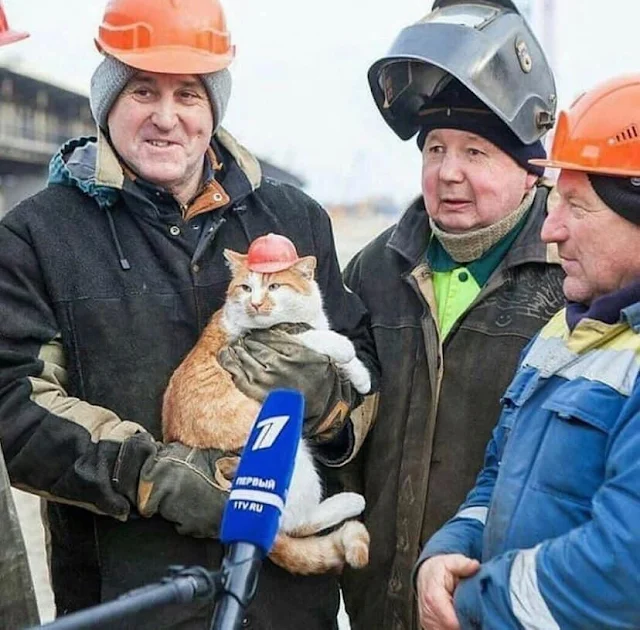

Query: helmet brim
[[529, 158, 640, 178], [96, 41, 234, 75]]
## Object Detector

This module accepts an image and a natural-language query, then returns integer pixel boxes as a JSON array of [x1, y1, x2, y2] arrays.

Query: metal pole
[[32, 566, 220, 630]]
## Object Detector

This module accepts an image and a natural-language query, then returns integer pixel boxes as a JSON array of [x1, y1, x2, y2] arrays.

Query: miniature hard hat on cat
[[247, 234, 301, 273]]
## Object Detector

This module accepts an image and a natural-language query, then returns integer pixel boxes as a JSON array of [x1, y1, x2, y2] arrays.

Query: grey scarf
[[429, 187, 536, 263]]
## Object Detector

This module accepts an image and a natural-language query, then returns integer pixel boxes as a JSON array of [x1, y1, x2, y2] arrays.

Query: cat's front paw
[[296, 330, 356, 364], [341, 357, 371, 394]]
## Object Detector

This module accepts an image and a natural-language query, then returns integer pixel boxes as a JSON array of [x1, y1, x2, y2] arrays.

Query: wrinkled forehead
[[125, 71, 208, 94], [556, 170, 597, 203]]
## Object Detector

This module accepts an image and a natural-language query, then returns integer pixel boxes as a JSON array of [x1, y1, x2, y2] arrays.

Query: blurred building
[[326, 195, 400, 220], [0, 65, 305, 217], [0, 66, 93, 214]]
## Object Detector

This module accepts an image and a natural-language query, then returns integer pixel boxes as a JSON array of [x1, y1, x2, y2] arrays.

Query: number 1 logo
[[252, 415, 290, 450]]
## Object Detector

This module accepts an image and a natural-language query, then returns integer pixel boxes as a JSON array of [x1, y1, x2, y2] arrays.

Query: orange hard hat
[[0, 2, 29, 47], [530, 74, 640, 177], [95, 0, 235, 75], [246, 234, 301, 274]]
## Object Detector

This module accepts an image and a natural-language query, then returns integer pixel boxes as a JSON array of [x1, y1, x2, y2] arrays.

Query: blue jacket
[[421, 295, 640, 629]]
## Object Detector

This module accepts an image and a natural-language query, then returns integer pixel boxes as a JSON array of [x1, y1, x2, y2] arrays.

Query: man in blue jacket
[[416, 74, 640, 629]]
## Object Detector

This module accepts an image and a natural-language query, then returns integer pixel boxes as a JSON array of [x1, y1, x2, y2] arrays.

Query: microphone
[[211, 388, 303, 630]]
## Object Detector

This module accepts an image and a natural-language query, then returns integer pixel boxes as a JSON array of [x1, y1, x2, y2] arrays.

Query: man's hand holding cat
[[217, 327, 360, 444], [115, 435, 229, 538]]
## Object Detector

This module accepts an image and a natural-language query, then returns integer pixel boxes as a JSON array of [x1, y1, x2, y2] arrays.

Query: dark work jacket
[[0, 128, 377, 630], [341, 187, 566, 630]]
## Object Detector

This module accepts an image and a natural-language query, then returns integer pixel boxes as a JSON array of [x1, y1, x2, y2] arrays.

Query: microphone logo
[[221, 389, 303, 555], [251, 415, 289, 451]]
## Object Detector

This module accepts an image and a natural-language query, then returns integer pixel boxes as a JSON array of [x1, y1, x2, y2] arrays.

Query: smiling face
[[107, 72, 214, 204], [541, 170, 640, 304], [421, 128, 537, 233]]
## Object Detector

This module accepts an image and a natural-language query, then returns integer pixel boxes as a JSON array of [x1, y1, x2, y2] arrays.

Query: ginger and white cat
[[162, 247, 371, 575]]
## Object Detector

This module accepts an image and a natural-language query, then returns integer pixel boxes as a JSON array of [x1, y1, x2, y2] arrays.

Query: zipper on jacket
[[191, 214, 227, 268]]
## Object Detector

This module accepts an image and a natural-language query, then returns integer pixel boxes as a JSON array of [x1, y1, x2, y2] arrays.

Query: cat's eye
[[268, 283, 281, 291], [239, 284, 252, 293]]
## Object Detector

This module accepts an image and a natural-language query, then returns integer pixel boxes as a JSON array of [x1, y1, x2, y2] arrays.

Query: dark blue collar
[[566, 280, 640, 331]]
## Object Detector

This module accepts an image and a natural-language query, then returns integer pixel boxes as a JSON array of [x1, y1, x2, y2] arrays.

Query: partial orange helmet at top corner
[[530, 74, 640, 177], [0, 1, 29, 47], [95, 0, 235, 75]]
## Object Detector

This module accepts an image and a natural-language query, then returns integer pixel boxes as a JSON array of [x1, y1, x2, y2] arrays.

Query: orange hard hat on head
[[95, 0, 235, 75], [246, 234, 301, 274], [530, 74, 640, 177], [0, 2, 29, 47]]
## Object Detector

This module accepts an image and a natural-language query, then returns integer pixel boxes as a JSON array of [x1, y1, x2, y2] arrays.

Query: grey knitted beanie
[[89, 55, 232, 132]]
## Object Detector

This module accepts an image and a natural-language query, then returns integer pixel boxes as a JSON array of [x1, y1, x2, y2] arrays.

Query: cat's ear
[[292, 255, 317, 280], [223, 249, 248, 272]]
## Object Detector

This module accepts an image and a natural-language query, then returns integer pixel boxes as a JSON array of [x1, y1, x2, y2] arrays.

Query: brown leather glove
[[217, 326, 356, 444], [115, 436, 232, 538]]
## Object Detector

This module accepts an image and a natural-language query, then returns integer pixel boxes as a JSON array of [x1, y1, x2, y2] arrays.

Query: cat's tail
[[268, 520, 370, 575]]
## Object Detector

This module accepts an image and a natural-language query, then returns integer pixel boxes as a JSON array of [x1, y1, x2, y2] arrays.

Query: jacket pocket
[[533, 380, 623, 504], [497, 367, 540, 460]]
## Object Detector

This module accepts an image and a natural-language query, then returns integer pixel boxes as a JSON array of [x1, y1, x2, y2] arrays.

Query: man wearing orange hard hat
[[0, 1, 377, 628], [0, 5, 41, 629], [416, 74, 640, 629]]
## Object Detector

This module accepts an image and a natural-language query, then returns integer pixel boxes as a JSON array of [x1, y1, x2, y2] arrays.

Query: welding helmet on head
[[368, 0, 556, 145]]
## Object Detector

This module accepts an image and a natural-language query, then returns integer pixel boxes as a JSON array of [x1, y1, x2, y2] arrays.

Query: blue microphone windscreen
[[220, 388, 304, 554]]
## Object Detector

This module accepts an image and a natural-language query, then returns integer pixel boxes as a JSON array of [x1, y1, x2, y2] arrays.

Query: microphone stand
[[33, 566, 221, 630], [30, 551, 262, 630], [210, 542, 263, 630]]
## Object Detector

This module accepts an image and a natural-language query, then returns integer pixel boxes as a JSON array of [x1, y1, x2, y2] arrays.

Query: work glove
[[217, 325, 357, 444], [115, 435, 236, 538]]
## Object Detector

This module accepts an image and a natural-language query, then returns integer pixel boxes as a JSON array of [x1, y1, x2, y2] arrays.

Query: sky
[[3, 0, 640, 208]]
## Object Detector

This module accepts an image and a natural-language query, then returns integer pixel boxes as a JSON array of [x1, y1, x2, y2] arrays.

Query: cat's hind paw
[[342, 521, 370, 569]]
